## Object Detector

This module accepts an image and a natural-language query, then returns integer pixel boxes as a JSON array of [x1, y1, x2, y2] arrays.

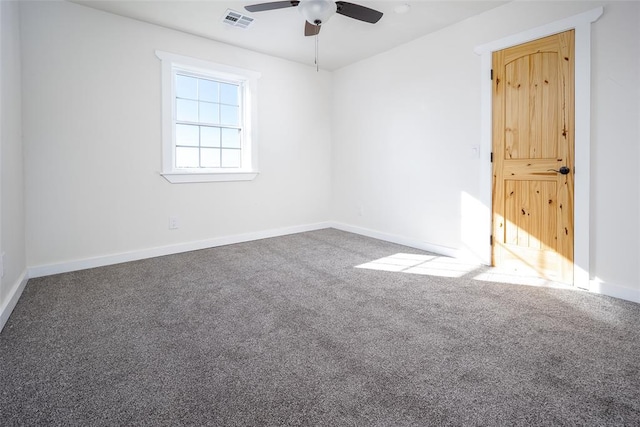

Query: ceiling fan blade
[[335, 1, 383, 24], [245, 1, 299, 13], [304, 21, 321, 36]]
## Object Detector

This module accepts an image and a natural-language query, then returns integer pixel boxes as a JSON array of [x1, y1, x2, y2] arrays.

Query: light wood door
[[492, 30, 575, 284]]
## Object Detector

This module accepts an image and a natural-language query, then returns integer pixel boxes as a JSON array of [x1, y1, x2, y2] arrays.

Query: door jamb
[[474, 7, 603, 289]]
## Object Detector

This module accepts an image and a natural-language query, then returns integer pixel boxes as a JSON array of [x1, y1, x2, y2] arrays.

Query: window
[[156, 51, 260, 183]]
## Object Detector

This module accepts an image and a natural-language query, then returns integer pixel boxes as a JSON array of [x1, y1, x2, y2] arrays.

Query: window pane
[[176, 75, 197, 100], [175, 124, 199, 146], [176, 147, 199, 168], [221, 128, 241, 148], [199, 79, 218, 102], [221, 149, 241, 168], [220, 105, 239, 126], [200, 126, 220, 147], [199, 102, 219, 124], [201, 148, 221, 168], [176, 99, 198, 122], [220, 83, 239, 106]]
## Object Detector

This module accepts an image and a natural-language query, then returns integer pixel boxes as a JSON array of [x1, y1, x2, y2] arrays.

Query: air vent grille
[[222, 9, 254, 29]]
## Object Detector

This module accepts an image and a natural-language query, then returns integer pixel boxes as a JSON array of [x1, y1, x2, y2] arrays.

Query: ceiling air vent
[[222, 9, 255, 29]]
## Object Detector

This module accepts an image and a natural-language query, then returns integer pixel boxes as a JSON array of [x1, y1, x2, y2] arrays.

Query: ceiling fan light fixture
[[298, 0, 337, 25]]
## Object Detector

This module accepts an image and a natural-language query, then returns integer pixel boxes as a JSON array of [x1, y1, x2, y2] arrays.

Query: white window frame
[[156, 50, 260, 183]]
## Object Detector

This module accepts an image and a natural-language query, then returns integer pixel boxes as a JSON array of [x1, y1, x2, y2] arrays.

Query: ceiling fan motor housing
[[298, 0, 337, 25]]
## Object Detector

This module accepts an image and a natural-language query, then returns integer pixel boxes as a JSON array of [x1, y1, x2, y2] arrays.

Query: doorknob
[[548, 166, 571, 175]]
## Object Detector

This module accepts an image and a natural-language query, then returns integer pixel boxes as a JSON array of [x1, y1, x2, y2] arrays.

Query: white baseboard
[[0, 269, 29, 333], [27, 222, 460, 280], [20, 222, 640, 308], [589, 279, 640, 304], [27, 221, 461, 279], [29, 222, 332, 278], [328, 221, 460, 258]]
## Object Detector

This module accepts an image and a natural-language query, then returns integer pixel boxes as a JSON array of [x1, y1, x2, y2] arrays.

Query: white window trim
[[156, 50, 261, 183]]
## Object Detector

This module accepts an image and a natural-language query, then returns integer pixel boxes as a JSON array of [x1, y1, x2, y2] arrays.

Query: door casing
[[474, 7, 603, 289]]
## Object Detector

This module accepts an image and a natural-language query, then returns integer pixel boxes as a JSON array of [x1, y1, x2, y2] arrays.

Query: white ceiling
[[70, 0, 508, 70]]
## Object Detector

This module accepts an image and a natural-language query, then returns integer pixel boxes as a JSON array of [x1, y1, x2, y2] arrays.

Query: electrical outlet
[[0, 252, 5, 278], [169, 217, 179, 230]]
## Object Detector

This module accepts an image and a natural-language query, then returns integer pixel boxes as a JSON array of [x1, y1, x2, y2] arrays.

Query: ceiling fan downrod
[[244, 0, 384, 70]]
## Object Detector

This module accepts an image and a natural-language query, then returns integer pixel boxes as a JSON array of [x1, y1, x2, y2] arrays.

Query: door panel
[[492, 30, 575, 284]]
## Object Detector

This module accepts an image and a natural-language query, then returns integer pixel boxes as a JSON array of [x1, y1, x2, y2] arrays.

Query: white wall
[[20, 1, 332, 269], [590, 2, 640, 298], [1, 0, 27, 327], [11, 0, 640, 305], [332, 1, 639, 299]]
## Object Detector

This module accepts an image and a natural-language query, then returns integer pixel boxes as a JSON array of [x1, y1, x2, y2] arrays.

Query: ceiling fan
[[244, 0, 384, 36]]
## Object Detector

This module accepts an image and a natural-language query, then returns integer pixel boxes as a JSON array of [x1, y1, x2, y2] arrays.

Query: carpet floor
[[1, 229, 639, 426]]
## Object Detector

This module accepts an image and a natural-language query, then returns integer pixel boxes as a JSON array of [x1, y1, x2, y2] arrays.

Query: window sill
[[161, 171, 259, 183]]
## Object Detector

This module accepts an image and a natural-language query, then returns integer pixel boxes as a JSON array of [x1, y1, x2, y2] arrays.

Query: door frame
[[474, 7, 603, 289]]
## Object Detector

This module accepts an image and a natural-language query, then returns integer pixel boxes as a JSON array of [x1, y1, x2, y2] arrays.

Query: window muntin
[[156, 50, 260, 183], [174, 73, 242, 169]]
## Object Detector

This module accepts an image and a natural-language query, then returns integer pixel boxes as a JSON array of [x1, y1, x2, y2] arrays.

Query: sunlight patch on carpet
[[355, 253, 478, 278], [473, 269, 573, 289]]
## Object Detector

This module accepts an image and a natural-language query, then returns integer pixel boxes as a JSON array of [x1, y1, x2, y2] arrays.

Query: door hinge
[[490, 152, 493, 163], [490, 69, 493, 80], [490, 235, 493, 246]]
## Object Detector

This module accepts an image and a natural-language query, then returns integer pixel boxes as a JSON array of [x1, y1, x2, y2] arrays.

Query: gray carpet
[[1, 229, 639, 426]]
